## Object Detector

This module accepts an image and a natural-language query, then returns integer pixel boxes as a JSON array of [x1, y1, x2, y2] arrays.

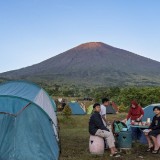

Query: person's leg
[[145, 133, 153, 148], [137, 128, 142, 140], [106, 124, 116, 150], [131, 127, 138, 141], [150, 136, 159, 150], [148, 130, 160, 153], [105, 131, 118, 153], [95, 129, 116, 155]]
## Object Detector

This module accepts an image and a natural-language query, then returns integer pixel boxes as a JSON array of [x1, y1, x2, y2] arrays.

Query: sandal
[[114, 150, 120, 154], [152, 148, 160, 154], [110, 153, 121, 157], [146, 146, 153, 152]]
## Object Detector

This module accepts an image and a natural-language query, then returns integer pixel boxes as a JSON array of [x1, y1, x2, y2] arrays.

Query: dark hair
[[102, 98, 109, 104], [153, 106, 160, 111], [93, 103, 100, 108]]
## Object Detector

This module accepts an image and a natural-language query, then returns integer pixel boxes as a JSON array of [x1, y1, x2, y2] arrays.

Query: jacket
[[149, 115, 160, 130], [127, 105, 144, 120], [89, 111, 109, 135]]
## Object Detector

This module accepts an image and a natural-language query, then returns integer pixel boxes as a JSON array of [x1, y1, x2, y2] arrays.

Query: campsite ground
[[58, 113, 160, 160]]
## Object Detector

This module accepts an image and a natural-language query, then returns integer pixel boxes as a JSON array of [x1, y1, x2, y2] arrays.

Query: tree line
[[93, 87, 160, 107], [42, 82, 160, 108], [0, 79, 159, 109]]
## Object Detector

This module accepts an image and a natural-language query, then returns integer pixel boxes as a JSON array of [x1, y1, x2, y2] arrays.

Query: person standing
[[89, 103, 120, 157], [61, 99, 66, 110], [100, 98, 113, 149], [100, 98, 110, 126]]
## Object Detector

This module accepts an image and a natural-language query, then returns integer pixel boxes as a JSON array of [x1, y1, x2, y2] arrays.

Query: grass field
[[58, 113, 160, 160]]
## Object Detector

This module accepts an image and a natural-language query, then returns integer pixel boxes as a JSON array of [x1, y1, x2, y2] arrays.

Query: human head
[[93, 103, 101, 112], [131, 100, 138, 108], [102, 98, 110, 107], [153, 106, 160, 115]]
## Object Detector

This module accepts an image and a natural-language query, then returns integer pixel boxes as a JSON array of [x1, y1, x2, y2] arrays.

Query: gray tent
[[106, 105, 116, 114]]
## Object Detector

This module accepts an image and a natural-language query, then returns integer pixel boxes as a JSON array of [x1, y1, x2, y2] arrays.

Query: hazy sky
[[0, 0, 160, 73]]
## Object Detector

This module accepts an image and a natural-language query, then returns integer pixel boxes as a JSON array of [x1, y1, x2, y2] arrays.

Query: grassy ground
[[58, 113, 160, 160]]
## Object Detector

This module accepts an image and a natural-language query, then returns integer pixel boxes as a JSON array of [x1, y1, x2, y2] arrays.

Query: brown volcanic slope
[[1, 42, 160, 86]]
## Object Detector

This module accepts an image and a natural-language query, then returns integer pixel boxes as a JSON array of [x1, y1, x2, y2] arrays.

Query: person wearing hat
[[89, 103, 120, 157]]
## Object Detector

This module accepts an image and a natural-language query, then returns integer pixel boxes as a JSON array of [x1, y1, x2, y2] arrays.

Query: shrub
[[119, 103, 128, 113], [63, 105, 72, 119]]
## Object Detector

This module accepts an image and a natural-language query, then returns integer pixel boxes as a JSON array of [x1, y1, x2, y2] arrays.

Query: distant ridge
[[1, 42, 160, 86]]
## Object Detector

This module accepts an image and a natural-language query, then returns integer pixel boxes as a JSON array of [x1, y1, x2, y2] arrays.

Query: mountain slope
[[1, 42, 160, 86]]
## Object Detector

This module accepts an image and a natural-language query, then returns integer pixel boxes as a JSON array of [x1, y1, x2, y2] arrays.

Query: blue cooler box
[[117, 131, 132, 149]]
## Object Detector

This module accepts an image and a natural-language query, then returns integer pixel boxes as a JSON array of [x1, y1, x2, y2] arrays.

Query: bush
[[62, 105, 72, 119], [119, 103, 129, 113]]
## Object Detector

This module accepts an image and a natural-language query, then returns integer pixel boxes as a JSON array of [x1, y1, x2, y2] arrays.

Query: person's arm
[[148, 117, 155, 130], [151, 117, 160, 130], [101, 115, 107, 124], [138, 107, 144, 120], [94, 114, 109, 131], [127, 108, 132, 120], [122, 109, 131, 123], [100, 106, 107, 124]]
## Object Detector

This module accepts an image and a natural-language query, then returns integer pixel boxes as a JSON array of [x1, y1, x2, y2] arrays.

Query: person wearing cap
[[124, 100, 144, 141], [89, 103, 120, 157]]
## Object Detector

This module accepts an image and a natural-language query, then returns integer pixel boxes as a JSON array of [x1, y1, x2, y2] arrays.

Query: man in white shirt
[[100, 98, 110, 126], [100, 98, 113, 149]]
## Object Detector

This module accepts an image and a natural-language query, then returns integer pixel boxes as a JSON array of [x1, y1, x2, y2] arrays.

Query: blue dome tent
[[142, 103, 160, 121], [0, 81, 59, 160], [68, 102, 86, 115], [50, 96, 57, 112]]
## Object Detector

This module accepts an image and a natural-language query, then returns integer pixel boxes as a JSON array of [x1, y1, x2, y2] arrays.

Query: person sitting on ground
[[124, 100, 144, 141], [89, 103, 120, 157], [144, 106, 160, 154]]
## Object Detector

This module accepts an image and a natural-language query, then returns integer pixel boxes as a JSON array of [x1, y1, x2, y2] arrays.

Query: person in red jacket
[[127, 100, 144, 121], [124, 100, 144, 141]]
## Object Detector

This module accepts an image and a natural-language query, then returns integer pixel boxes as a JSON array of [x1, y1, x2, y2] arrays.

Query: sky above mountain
[[0, 0, 160, 73]]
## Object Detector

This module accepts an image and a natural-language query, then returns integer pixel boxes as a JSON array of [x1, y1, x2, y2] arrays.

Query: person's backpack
[[112, 120, 128, 135]]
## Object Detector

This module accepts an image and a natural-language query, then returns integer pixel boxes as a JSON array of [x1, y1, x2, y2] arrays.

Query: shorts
[[148, 129, 160, 137]]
